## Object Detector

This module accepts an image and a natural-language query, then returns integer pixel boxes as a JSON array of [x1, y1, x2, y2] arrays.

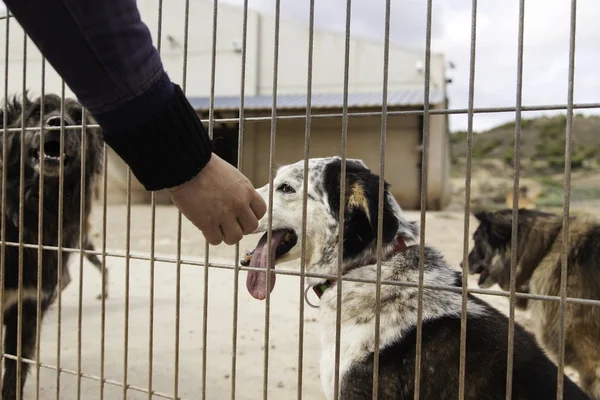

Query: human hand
[[167, 153, 267, 245]]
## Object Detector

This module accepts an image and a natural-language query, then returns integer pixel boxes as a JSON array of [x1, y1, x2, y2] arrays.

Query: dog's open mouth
[[242, 229, 298, 300], [39, 139, 67, 164], [477, 268, 490, 287], [31, 140, 69, 171]]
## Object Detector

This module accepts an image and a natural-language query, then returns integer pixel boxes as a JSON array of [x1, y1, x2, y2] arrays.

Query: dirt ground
[[21, 205, 579, 399]]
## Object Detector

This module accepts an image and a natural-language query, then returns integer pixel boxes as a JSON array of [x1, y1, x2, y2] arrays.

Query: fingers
[[237, 206, 259, 234], [249, 191, 267, 220], [220, 218, 244, 246], [203, 225, 224, 246]]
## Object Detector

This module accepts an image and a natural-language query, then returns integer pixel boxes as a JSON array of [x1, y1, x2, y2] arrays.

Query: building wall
[[426, 102, 452, 210], [0, 0, 446, 99], [240, 110, 422, 209], [0, 0, 449, 207], [256, 15, 446, 97]]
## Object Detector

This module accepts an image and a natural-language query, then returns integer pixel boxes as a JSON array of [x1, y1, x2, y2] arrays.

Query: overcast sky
[[1, 0, 598, 133], [219, 0, 600, 132]]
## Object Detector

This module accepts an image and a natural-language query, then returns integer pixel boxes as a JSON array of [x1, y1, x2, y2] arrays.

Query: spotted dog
[[467, 209, 600, 399], [241, 157, 589, 400]]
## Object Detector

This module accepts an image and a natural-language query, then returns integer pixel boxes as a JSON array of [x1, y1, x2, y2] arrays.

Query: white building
[[0, 0, 452, 210]]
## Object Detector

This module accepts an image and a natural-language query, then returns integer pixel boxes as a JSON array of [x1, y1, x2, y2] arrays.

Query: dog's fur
[[0, 93, 105, 399], [467, 208, 600, 399], [244, 157, 589, 400]]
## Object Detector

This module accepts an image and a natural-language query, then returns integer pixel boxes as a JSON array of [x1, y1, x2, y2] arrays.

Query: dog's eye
[[277, 183, 296, 194]]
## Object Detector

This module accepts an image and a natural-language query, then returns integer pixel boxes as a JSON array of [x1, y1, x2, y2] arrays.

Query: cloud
[[223, 0, 600, 132], [221, 0, 442, 46], [437, 0, 600, 131]]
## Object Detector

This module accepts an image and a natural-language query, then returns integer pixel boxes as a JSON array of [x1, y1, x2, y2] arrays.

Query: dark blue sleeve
[[2, 0, 214, 191]]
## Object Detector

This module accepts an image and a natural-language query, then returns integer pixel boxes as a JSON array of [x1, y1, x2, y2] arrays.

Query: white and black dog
[[241, 157, 589, 400]]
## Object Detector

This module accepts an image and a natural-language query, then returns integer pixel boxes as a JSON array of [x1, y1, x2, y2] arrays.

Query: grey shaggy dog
[[242, 157, 589, 400], [0, 93, 105, 399], [467, 208, 600, 400]]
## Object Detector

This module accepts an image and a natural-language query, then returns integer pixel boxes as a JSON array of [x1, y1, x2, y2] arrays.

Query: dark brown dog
[[0, 92, 104, 399], [467, 209, 600, 399]]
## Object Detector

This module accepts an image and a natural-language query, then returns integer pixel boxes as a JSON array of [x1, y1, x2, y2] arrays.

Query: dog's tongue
[[246, 230, 286, 300]]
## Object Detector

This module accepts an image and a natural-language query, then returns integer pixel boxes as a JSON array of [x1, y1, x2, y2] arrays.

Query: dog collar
[[313, 279, 336, 299], [306, 236, 408, 304]]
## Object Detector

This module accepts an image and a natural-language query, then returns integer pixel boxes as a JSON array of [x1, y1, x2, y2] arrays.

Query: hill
[[450, 113, 600, 173], [448, 113, 600, 212]]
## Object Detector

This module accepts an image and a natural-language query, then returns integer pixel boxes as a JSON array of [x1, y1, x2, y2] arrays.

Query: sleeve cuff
[[99, 84, 214, 191]]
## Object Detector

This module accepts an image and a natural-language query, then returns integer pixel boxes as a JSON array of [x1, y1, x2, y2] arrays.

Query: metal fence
[[0, 0, 598, 399]]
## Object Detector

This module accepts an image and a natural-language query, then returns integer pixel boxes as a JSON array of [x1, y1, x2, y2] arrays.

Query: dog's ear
[[65, 99, 105, 175], [64, 99, 85, 125], [486, 212, 514, 246], [473, 209, 492, 222], [324, 159, 415, 260], [0, 95, 26, 130]]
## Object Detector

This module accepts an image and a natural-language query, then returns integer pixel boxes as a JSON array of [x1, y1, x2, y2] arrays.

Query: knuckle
[[208, 237, 222, 246], [246, 219, 258, 233], [234, 202, 248, 214], [225, 235, 240, 246]]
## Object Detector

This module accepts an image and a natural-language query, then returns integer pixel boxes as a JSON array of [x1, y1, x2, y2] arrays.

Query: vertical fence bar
[[505, 1, 526, 398], [55, 78, 66, 400], [296, 0, 316, 397], [76, 106, 88, 400], [263, 0, 281, 396], [147, 0, 164, 397], [202, 0, 219, 397], [333, 0, 352, 398], [459, 0, 478, 398], [371, 0, 392, 398], [16, 30, 27, 400], [173, 0, 191, 398], [121, 167, 132, 400], [0, 10, 9, 390], [147, 166, 156, 400], [230, 0, 250, 396], [100, 141, 108, 400], [556, 1, 577, 398], [35, 56, 46, 400], [100, 125, 109, 400], [413, 0, 434, 398], [173, 211, 182, 400]]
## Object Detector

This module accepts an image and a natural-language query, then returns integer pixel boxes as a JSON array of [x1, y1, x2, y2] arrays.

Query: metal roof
[[188, 90, 444, 112]]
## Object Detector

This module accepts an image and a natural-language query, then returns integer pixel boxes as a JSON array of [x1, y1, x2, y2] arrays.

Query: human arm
[[2, 0, 266, 244]]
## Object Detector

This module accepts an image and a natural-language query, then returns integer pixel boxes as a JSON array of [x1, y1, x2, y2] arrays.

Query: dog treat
[[241, 249, 254, 266]]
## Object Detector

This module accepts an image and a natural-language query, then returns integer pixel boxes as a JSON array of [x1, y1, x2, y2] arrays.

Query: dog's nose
[[46, 116, 65, 128], [43, 117, 67, 142]]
